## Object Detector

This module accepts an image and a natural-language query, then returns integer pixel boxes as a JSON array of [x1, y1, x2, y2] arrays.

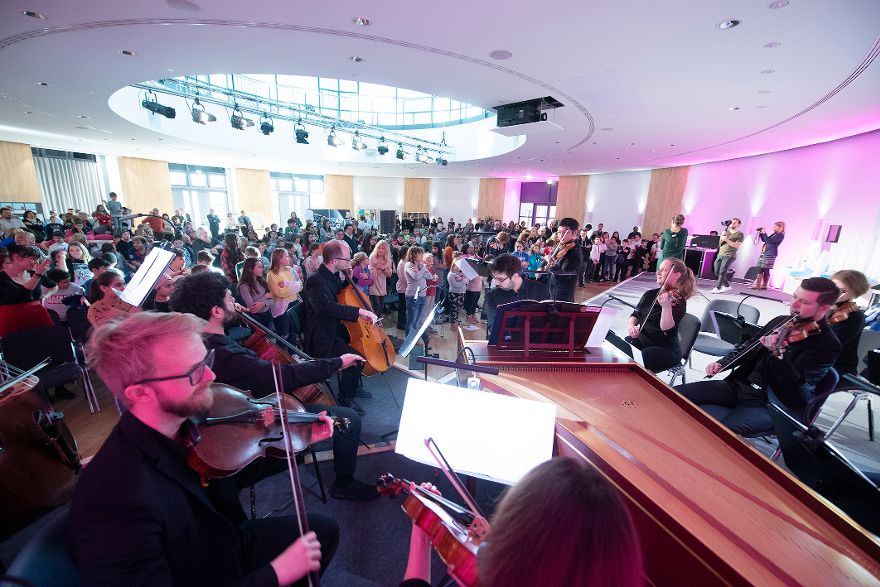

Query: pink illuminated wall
[[681, 129, 880, 289]]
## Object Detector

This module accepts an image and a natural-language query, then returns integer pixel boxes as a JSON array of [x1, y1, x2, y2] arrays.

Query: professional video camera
[[721, 219, 733, 227]]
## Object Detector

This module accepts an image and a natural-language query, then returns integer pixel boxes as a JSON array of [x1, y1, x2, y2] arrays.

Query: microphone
[[606, 295, 637, 310]]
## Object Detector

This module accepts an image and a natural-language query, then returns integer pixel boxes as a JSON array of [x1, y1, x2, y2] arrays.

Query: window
[[167, 164, 230, 225]]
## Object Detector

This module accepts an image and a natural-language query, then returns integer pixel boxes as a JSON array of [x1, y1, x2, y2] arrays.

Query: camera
[[721, 219, 732, 227], [756, 227, 764, 233]]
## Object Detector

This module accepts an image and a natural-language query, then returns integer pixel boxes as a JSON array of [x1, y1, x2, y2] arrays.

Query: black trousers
[[463, 290, 480, 316], [628, 337, 681, 373], [239, 512, 339, 584], [324, 339, 363, 401], [675, 378, 772, 435], [396, 292, 407, 329], [369, 294, 385, 317]]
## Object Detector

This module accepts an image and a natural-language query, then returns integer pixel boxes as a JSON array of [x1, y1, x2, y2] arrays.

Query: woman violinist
[[829, 270, 870, 375], [400, 457, 643, 587], [626, 258, 696, 373]]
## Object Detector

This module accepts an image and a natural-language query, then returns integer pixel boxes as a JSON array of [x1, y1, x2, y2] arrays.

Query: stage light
[[141, 92, 175, 119], [352, 131, 366, 151], [377, 137, 389, 155], [259, 113, 274, 136], [415, 147, 429, 163], [230, 107, 254, 130], [294, 119, 309, 144], [327, 127, 344, 147], [191, 99, 216, 124], [396, 144, 405, 160], [436, 157, 448, 166]]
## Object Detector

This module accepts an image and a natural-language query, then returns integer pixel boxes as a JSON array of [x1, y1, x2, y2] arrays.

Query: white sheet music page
[[455, 258, 479, 280], [585, 305, 618, 348], [396, 379, 557, 485], [116, 247, 174, 307]]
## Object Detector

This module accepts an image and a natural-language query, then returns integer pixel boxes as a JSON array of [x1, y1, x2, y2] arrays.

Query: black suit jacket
[[70, 412, 277, 586], [302, 265, 360, 357]]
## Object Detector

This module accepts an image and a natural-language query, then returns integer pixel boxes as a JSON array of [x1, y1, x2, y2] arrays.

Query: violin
[[771, 319, 821, 358], [377, 473, 484, 587], [828, 301, 859, 324], [541, 240, 576, 270], [183, 383, 349, 480], [237, 309, 338, 406], [337, 271, 396, 376]]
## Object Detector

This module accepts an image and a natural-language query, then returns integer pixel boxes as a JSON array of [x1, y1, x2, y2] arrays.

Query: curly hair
[[169, 271, 230, 321], [489, 253, 523, 278]]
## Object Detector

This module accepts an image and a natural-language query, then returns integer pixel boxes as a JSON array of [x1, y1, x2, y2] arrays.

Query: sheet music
[[455, 258, 479, 281], [396, 379, 557, 485], [115, 248, 174, 307], [585, 306, 618, 348]]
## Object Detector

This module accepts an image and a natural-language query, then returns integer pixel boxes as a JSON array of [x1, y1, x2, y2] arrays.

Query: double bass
[[336, 272, 396, 375]]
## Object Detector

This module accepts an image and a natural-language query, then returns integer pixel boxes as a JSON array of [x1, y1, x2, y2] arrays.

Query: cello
[[237, 309, 338, 406], [336, 271, 396, 375]]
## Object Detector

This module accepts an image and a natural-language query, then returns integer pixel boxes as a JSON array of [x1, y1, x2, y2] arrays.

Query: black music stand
[[489, 300, 600, 357]]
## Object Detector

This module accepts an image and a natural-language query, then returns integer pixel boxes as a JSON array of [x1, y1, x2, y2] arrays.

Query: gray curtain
[[33, 155, 102, 216]]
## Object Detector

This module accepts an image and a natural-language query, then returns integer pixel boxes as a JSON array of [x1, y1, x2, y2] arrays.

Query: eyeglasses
[[333, 257, 351, 262], [132, 349, 215, 386]]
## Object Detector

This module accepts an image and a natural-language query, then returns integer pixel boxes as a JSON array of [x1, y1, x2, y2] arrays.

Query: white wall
[[585, 170, 651, 234], [353, 176, 403, 212], [429, 177, 480, 221]]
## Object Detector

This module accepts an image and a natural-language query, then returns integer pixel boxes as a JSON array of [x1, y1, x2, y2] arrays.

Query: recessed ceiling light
[[24, 111, 32, 115], [352, 17, 371, 26], [668, 144, 676, 147], [22, 10, 46, 20], [489, 49, 513, 60], [121, 49, 136, 57], [601, 127, 614, 131], [764, 41, 781, 48], [728, 106, 740, 111], [75, 126, 89, 130], [37, 82, 49, 86], [756, 105, 768, 109], [167, 0, 201, 11], [630, 142, 637, 146], [716, 19, 741, 30], [760, 69, 775, 74], [350, 56, 366, 63], [758, 89, 772, 94], [768, 0, 790, 8], [615, 157, 621, 160], [78, 115, 89, 119]]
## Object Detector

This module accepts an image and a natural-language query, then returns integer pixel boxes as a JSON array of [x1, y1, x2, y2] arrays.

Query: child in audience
[[446, 252, 468, 329], [303, 242, 322, 278], [351, 252, 374, 298], [42, 269, 84, 323], [420, 253, 440, 333]]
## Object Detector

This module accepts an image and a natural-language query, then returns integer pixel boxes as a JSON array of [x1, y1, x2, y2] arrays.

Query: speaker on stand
[[379, 210, 396, 235]]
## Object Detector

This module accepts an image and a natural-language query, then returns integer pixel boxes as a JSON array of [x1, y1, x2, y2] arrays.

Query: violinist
[[72, 312, 339, 586], [400, 457, 643, 587], [676, 277, 842, 436], [547, 217, 582, 302], [624, 258, 695, 373], [169, 272, 379, 502], [829, 270, 870, 375], [302, 240, 378, 414]]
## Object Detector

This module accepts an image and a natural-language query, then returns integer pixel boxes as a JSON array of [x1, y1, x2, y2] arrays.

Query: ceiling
[[1, 0, 879, 179]]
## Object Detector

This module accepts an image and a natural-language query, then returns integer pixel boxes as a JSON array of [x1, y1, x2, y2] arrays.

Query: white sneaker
[[719, 285, 732, 293], [709, 287, 721, 294]]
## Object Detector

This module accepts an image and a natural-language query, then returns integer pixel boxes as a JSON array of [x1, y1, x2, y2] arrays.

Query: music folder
[[396, 378, 556, 485], [113, 247, 174, 308]]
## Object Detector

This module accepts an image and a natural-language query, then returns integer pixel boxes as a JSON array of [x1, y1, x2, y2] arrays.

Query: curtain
[[33, 155, 102, 216]]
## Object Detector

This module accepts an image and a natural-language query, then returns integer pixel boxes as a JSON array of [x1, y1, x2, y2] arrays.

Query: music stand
[[489, 300, 600, 357], [769, 402, 880, 534], [712, 311, 762, 345]]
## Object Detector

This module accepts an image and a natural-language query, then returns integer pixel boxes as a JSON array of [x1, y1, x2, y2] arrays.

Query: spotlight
[[415, 147, 430, 163], [377, 137, 389, 155], [230, 107, 254, 130], [141, 92, 175, 119], [191, 99, 216, 124], [436, 157, 448, 166], [327, 127, 344, 147], [259, 113, 274, 136], [294, 120, 309, 144], [352, 131, 367, 151], [396, 144, 405, 160]]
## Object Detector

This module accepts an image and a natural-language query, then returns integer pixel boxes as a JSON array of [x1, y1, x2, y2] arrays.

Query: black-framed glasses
[[132, 349, 214, 386]]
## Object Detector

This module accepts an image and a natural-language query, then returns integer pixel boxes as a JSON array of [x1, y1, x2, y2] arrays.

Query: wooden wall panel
[[556, 175, 589, 225], [0, 141, 41, 202], [643, 166, 690, 237], [324, 175, 354, 215], [117, 156, 173, 214], [477, 178, 505, 220], [403, 178, 429, 213], [235, 168, 272, 230]]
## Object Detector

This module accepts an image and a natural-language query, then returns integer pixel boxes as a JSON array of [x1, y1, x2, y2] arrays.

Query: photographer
[[752, 221, 785, 290], [710, 218, 743, 294]]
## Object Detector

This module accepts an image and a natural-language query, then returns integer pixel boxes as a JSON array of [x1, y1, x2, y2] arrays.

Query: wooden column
[[556, 175, 589, 225], [235, 168, 272, 230], [643, 166, 690, 237], [117, 156, 173, 214], [477, 178, 506, 220], [403, 178, 429, 213], [0, 141, 41, 202], [324, 175, 354, 216]]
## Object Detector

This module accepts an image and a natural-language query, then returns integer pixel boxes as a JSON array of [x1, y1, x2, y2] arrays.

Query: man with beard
[[71, 312, 338, 585], [169, 271, 378, 502]]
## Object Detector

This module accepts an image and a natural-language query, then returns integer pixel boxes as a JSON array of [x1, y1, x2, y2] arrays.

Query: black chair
[[691, 300, 760, 365], [0, 325, 100, 412], [5, 507, 81, 587], [666, 314, 701, 386]]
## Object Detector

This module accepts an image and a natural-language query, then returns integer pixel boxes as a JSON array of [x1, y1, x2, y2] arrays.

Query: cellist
[[302, 240, 378, 415]]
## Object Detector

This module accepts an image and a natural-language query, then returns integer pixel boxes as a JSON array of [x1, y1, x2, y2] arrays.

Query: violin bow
[[272, 362, 319, 587], [638, 267, 674, 333], [424, 437, 490, 539]]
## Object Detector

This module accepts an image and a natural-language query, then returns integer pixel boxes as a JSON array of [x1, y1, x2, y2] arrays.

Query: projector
[[494, 96, 563, 128]]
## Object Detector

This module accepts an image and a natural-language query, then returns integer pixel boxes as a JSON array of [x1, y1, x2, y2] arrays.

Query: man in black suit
[[548, 217, 582, 303], [676, 277, 842, 435], [207, 208, 221, 243], [72, 312, 338, 585], [302, 240, 378, 414]]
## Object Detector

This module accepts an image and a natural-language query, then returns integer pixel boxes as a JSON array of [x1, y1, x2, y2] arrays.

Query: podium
[[488, 300, 600, 357]]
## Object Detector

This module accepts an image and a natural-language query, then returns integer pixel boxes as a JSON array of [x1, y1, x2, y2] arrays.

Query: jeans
[[603, 256, 616, 280], [714, 254, 735, 288], [405, 296, 427, 341]]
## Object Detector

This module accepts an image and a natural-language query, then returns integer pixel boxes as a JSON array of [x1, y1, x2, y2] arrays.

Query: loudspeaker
[[379, 210, 396, 235]]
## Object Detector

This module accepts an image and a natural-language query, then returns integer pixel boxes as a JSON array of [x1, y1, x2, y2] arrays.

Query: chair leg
[[824, 393, 861, 442], [869, 398, 875, 442], [309, 446, 327, 504], [80, 368, 101, 414], [770, 446, 782, 462]]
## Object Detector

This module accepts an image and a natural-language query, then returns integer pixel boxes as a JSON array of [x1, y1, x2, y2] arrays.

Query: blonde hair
[[370, 239, 390, 261], [86, 312, 206, 401]]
